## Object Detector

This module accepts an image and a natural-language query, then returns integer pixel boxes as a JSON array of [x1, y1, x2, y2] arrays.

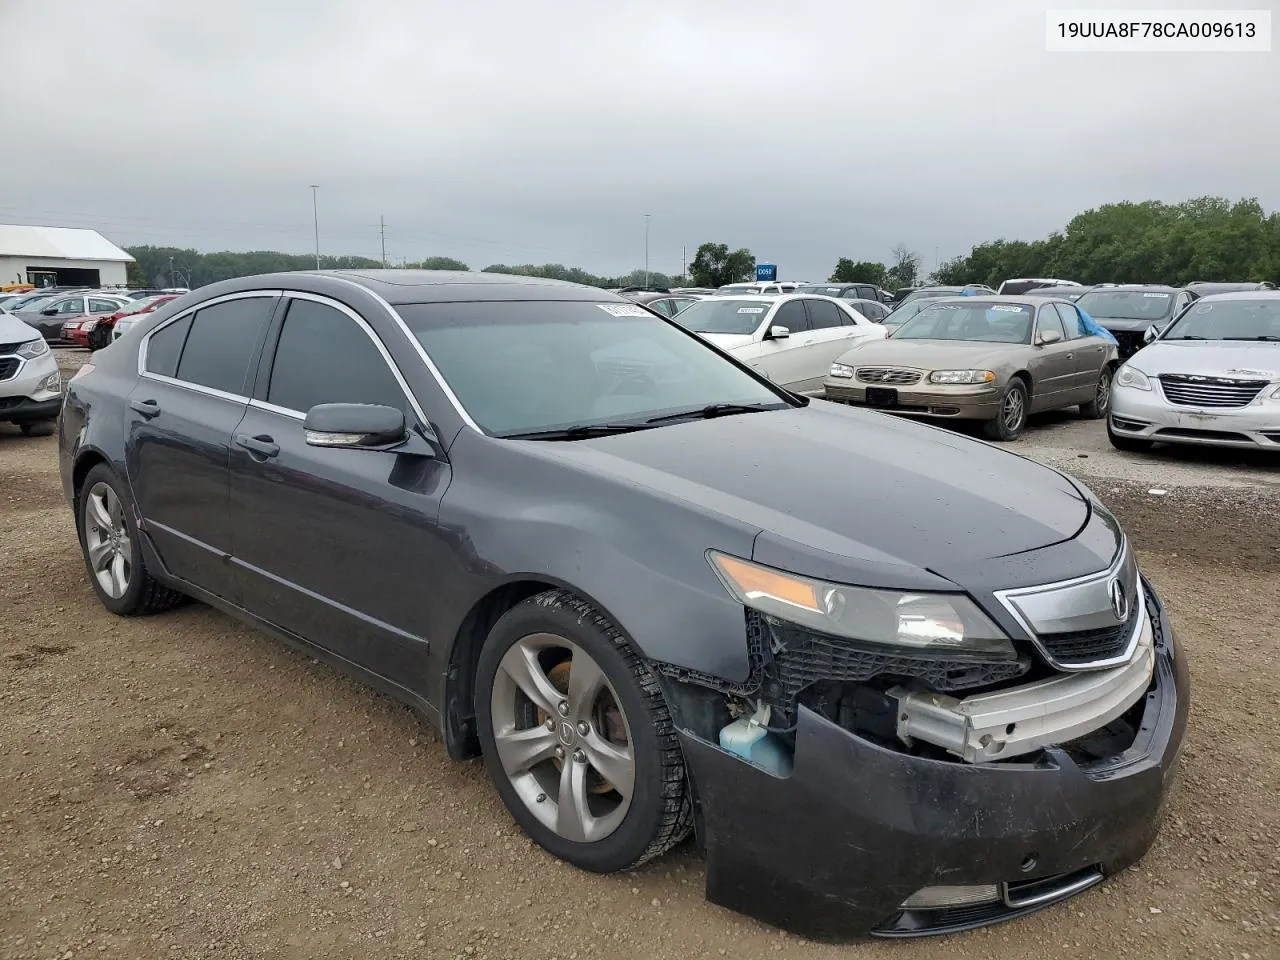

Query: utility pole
[[644, 214, 651, 289], [310, 184, 320, 269], [168, 255, 175, 288], [380, 215, 387, 268], [682, 244, 687, 284]]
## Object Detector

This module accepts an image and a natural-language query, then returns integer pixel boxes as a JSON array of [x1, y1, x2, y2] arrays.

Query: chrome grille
[[1158, 374, 1267, 408], [856, 367, 921, 386]]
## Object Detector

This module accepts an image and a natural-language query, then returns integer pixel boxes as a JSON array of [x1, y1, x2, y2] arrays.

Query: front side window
[[267, 299, 405, 413], [1037, 306, 1067, 340], [173, 296, 275, 394], [56, 298, 86, 314], [89, 298, 123, 313], [771, 299, 810, 333], [396, 301, 789, 438]]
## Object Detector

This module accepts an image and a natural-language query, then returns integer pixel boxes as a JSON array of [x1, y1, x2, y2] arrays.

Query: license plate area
[[866, 387, 898, 408]]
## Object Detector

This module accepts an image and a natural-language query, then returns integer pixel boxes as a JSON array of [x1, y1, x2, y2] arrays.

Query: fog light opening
[[900, 884, 1001, 910], [1020, 855, 1038, 873]]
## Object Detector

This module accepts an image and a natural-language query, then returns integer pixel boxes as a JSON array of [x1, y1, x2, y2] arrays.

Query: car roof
[[926, 295, 1050, 305], [1189, 290, 1280, 302], [1078, 284, 1180, 292], [192, 269, 635, 305]]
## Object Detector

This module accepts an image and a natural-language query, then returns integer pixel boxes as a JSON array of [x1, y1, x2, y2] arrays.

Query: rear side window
[[174, 296, 275, 395], [144, 314, 192, 378], [805, 298, 845, 329], [267, 299, 405, 413]]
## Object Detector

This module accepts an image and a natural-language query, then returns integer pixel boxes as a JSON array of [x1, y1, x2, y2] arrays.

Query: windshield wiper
[[644, 402, 784, 424], [501, 422, 657, 441], [1170, 335, 1207, 340], [1223, 335, 1280, 341]]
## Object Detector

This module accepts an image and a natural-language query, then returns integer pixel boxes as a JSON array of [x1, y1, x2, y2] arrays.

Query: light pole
[[168, 255, 175, 288], [310, 184, 320, 269], [644, 214, 650, 288]]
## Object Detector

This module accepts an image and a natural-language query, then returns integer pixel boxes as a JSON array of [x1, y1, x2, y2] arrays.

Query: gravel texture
[[1, 355, 1277, 959]]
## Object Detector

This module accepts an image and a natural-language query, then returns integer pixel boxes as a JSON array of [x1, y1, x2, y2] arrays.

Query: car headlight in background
[[39, 371, 62, 393], [1115, 365, 1151, 390], [928, 369, 996, 384], [82, 319, 99, 332], [708, 552, 1015, 656], [829, 363, 854, 379], [1271, 385, 1280, 398], [16, 338, 49, 359]]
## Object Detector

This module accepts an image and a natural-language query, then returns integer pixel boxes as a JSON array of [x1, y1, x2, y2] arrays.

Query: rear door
[[229, 293, 452, 682], [1054, 302, 1106, 398], [750, 299, 813, 389], [126, 292, 279, 600], [1027, 304, 1077, 409]]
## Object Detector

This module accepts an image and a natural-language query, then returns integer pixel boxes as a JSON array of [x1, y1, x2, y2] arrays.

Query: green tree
[[688, 242, 755, 288], [406, 256, 469, 271], [828, 258, 887, 285], [883, 243, 921, 290]]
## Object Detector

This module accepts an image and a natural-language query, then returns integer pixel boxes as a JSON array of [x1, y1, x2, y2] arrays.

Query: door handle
[[1065, 353, 1074, 360], [234, 433, 280, 459], [129, 398, 161, 419]]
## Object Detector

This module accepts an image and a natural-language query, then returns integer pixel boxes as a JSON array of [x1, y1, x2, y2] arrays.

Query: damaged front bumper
[[677, 580, 1189, 941]]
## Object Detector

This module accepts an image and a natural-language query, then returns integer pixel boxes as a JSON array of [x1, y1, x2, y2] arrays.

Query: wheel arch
[[71, 447, 112, 513], [1010, 369, 1033, 392]]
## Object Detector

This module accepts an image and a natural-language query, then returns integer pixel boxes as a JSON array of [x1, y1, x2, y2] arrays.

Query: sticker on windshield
[[737, 307, 765, 314], [1143, 292, 1171, 298], [990, 305, 1027, 312], [595, 303, 651, 317]]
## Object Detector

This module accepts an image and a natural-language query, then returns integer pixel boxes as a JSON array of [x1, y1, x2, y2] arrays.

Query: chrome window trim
[[136, 289, 284, 382], [316, 274, 482, 432], [139, 371, 247, 405], [993, 538, 1142, 672], [248, 398, 304, 421]]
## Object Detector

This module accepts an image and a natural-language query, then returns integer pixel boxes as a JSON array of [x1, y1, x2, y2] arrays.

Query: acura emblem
[[1108, 578, 1129, 621], [558, 720, 576, 746]]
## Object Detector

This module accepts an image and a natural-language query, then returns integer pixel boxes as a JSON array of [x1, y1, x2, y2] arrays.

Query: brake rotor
[[536, 658, 626, 795]]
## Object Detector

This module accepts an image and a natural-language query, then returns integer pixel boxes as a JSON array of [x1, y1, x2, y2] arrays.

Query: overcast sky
[[3, 0, 1277, 279]]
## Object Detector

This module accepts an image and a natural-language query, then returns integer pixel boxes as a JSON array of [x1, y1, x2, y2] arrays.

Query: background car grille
[[756, 614, 1028, 703], [1158, 374, 1267, 408], [0, 357, 20, 382], [855, 367, 921, 385], [1037, 605, 1138, 666]]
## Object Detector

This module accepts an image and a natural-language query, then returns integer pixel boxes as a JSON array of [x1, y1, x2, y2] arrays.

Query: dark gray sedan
[[58, 270, 1187, 941]]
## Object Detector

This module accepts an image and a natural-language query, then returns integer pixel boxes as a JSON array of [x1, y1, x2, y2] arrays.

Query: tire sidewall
[[475, 597, 671, 873], [987, 379, 1028, 441], [78, 464, 148, 615]]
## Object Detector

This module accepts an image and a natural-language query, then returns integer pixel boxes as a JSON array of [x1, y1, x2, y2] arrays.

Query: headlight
[[928, 369, 996, 384], [16, 338, 49, 360], [1271, 385, 1280, 398], [40, 371, 62, 393], [708, 552, 1015, 656], [829, 362, 854, 379], [82, 319, 98, 332], [1115, 365, 1151, 391]]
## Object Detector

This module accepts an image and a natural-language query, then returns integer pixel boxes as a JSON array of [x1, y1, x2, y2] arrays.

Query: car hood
[[530, 403, 1089, 588], [0, 312, 41, 342], [697, 332, 759, 351], [1128, 340, 1280, 380], [831, 338, 1025, 370], [1094, 316, 1171, 332]]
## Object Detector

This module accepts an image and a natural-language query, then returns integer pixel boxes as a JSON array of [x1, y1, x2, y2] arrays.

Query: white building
[[0, 224, 134, 289]]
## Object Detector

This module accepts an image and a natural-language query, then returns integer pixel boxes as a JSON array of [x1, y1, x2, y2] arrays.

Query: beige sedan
[[822, 296, 1119, 440]]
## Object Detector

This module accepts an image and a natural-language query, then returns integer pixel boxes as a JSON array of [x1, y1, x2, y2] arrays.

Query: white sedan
[[673, 294, 886, 394]]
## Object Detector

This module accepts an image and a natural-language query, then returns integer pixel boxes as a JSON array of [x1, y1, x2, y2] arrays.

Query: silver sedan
[[1108, 292, 1280, 452]]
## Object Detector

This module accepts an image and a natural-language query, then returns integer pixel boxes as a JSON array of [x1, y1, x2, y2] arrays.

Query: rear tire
[[1079, 366, 1113, 419], [982, 379, 1029, 441], [475, 590, 692, 874], [77, 464, 186, 616], [1107, 424, 1154, 453]]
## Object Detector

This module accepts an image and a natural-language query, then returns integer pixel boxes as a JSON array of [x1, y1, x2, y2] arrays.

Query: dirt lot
[[2, 354, 1277, 960]]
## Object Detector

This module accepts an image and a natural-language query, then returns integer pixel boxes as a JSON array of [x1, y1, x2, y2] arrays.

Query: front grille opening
[[1155, 427, 1252, 442], [0, 357, 20, 382], [1158, 374, 1267, 408], [1038, 606, 1137, 666]]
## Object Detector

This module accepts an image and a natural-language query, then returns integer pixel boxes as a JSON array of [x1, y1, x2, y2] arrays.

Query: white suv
[[0, 312, 63, 435]]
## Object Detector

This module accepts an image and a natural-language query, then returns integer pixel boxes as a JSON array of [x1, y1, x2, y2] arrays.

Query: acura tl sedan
[[672, 294, 885, 394], [59, 270, 1187, 941], [1109, 291, 1280, 452], [824, 296, 1119, 440]]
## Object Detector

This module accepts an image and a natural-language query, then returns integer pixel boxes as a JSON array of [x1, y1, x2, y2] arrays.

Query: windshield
[[396, 300, 789, 437], [799, 285, 848, 296], [884, 297, 942, 326], [1162, 298, 1280, 341], [895, 287, 960, 307], [672, 298, 772, 335], [1076, 290, 1175, 320], [120, 296, 170, 315], [893, 301, 1034, 343], [713, 284, 760, 296], [10, 294, 55, 312]]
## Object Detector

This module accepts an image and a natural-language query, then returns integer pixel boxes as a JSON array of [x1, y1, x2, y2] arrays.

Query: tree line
[[124, 195, 1278, 295]]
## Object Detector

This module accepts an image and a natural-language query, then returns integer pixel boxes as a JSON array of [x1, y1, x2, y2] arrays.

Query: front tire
[[982, 378, 1029, 441], [1107, 423, 1154, 452], [475, 590, 692, 873], [77, 464, 185, 616]]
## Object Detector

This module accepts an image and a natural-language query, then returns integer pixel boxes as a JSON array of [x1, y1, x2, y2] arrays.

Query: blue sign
[[756, 263, 778, 282]]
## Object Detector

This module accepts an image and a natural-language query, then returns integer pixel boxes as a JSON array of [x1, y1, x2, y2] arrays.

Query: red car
[[76, 295, 182, 349]]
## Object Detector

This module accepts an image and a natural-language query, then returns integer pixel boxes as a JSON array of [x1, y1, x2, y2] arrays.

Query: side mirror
[[304, 403, 407, 449], [1143, 324, 1162, 344], [41, 307, 59, 316], [768, 325, 790, 340], [1037, 329, 1062, 345]]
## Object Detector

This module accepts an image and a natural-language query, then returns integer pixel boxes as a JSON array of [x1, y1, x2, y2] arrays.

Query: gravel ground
[[1, 354, 1277, 959]]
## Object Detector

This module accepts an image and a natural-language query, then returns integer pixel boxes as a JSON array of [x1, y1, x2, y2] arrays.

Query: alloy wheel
[[489, 633, 635, 843], [1095, 370, 1111, 410], [1003, 389, 1025, 432], [85, 481, 131, 599]]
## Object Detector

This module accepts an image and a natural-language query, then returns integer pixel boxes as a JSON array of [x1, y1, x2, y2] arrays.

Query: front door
[[229, 294, 453, 687], [751, 299, 815, 390], [125, 293, 279, 601], [1054, 302, 1106, 398], [1027, 305, 1078, 409]]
